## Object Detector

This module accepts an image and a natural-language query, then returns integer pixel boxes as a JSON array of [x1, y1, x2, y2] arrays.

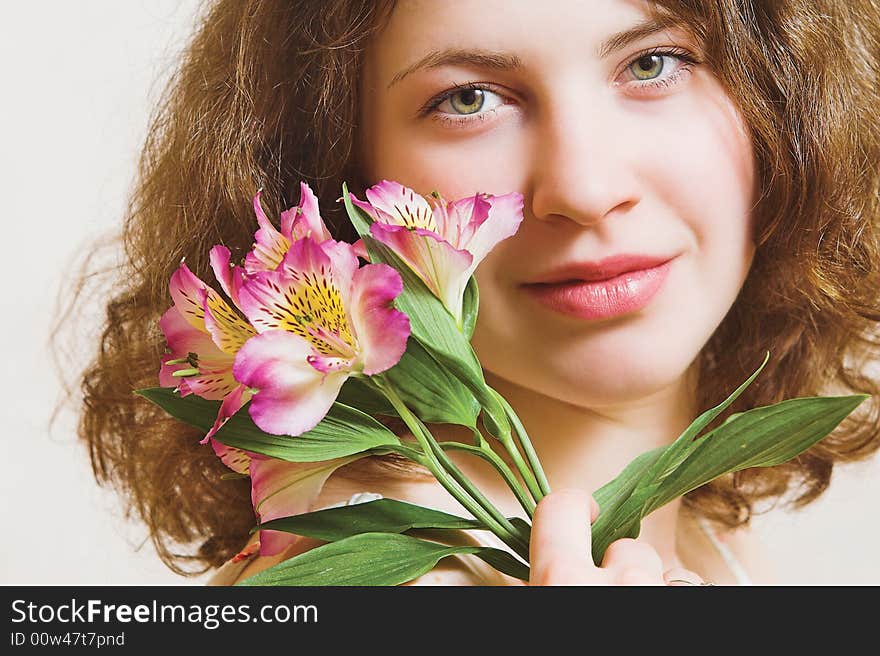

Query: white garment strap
[[696, 517, 754, 585]]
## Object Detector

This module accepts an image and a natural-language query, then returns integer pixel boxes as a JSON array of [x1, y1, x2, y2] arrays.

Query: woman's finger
[[601, 537, 666, 585], [530, 488, 597, 584]]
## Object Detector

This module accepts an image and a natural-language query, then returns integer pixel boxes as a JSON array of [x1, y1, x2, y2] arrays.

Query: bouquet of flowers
[[138, 179, 866, 585]]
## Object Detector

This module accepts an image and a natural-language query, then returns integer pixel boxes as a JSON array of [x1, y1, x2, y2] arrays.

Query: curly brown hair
[[69, 0, 880, 576]]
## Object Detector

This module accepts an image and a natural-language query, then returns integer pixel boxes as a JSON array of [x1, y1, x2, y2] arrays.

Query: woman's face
[[358, 0, 757, 408]]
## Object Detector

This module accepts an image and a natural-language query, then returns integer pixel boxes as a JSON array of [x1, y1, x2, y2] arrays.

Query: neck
[[435, 364, 700, 569]]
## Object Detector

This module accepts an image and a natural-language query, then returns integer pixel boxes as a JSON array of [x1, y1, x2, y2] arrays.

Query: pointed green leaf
[[462, 275, 479, 340], [136, 387, 400, 462], [589, 393, 867, 564], [640, 351, 770, 486], [360, 234, 510, 438], [336, 376, 396, 416], [383, 338, 480, 428], [651, 394, 869, 507], [341, 180, 374, 239], [257, 498, 484, 540], [235, 532, 530, 585]]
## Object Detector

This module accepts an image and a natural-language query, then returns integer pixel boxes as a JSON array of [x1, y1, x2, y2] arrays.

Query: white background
[[1, 1, 878, 585]]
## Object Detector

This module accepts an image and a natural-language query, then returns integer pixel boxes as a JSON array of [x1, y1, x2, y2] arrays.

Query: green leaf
[[462, 275, 479, 340], [257, 498, 484, 540], [639, 351, 770, 486], [589, 392, 868, 564], [361, 234, 511, 438], [383, 338, 480, 428], [336, 376, 396, 416], [235, 532, 529, 585], [136, 387, 400, 462], [340, 180, 374, 239], [592, 447, 665, 530], [651, 394, 869, 507], [339, 183, 510, 439]]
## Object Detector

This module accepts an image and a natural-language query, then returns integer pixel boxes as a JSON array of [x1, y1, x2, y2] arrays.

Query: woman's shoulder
[[677, 511, 777, 585]]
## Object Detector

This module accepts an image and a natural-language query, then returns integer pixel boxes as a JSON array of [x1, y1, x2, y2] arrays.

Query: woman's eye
[[420, 48, 700, 129], [619, 48, 699, 92], [631, 54, 668, 80], [421, 85, 507, 127]]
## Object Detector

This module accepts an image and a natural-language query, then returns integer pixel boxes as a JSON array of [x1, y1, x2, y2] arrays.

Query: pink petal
[[182, 363, 240, 401], [250, 455, 360, 556], [352, 238, 369, 260], [461, 192, 524, 270], [347, 263, 410, 375], [158, 307, 226, 387], [202, 383, 253, 445], [169, 262, 209, 330], [369, 222, 472, 322], [306, 353, 356, 375], [236, 267, 358, 362], [209, 245, 245, 308], [200, 286, 256, 356], [160, 307, 238, 400], [314, 239, 360, 307], [282, 181, 332, 242], [233, 331, 348, 436], [363, 179, 437, 230], [432, 193, 492, 249], [209, 437, 253, 475], [245, 191, 291, 273]]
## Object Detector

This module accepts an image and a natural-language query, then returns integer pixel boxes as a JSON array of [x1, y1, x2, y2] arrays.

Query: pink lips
[[522, 254, 676, 320]]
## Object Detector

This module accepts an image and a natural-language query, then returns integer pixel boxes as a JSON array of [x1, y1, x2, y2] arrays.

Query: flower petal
[[430, 192, 491, 250], [209, 437, 252, 475], [209, 245, 246, 309], [282, 181, 332, 243], [202, 383, 253, 444], [348, 263, 410, 375], [200, 286, 256, 356], [239, 239, 359, 358], [356, 180, 438, 232], [369, 222, 472, 322], [169, 262, 209, 330], [249, 455, 359, 556], [461, 192, 524, 270], [158, 307, 227, 387], [352, 238, 369, 261], [181, 362, 240, 402], [245, 191, 291, 273], [233, 330, 348, 436]]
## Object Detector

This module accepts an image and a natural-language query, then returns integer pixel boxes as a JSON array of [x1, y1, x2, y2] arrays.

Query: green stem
[[497, 431, 543, 504], [439, 438, 536, 518], [407, 414, 530, 560], [493, 389, 551, 499], [415, 417, 528, 559], [375, 377, 529, 560]]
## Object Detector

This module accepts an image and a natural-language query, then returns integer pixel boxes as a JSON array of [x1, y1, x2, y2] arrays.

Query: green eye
[[630, 54, 665, 81], [449, 88, 485, 114]]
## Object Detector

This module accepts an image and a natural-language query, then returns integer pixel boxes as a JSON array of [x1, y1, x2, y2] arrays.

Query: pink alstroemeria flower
[[233, 235, 410, 437], [210, 439, 359, 557], [245, 181, 332, 274], [349, 180, 524, 325], [159, 257, 256, 443]]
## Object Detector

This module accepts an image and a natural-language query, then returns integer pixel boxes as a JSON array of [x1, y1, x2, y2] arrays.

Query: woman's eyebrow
[[387, 49, 523, 90], [598, 14, 689, 58], [387, 14, 687, 90]]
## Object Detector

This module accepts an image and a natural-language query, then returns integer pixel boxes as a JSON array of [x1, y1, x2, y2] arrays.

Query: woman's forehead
[[369, 0, 692, 83]]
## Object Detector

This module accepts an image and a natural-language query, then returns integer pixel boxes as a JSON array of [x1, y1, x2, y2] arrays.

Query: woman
[[77, 0, 880, 585]]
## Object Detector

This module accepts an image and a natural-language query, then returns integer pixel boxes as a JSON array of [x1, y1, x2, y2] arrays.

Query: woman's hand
[[528, 488, 704, 586]]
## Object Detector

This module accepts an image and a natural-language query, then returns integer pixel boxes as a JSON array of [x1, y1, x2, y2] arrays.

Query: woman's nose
[[528, 100, 642, 228]]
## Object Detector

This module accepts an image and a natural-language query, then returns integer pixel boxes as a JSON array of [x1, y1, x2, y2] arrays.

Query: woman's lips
[[522, 259, 674, 320]]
